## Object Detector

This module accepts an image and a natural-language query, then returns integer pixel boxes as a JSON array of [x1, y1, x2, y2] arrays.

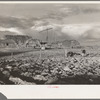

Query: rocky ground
[[0, 51, 100, 85]]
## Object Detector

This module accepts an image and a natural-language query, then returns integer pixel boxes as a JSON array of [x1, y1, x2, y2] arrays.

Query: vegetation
[[0, 48, 100, 84]]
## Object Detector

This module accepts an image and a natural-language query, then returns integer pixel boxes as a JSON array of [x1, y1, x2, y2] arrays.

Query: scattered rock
[[63, 66, 71, 71], [9, 76, 36, 85], [45, 77, 58, 84], [87, 72, 93, 76], [34, 75, 47, 82], [2, 70, 10, 78]]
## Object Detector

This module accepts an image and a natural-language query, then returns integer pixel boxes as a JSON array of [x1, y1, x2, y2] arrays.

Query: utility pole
[[39, 27, 52, 42], [53, 29, 56, 43], [46, 28, 48, 42]]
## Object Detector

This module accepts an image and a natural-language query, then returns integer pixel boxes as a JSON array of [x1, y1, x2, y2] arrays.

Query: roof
[[0, 39, 16, 44], [40, 41, 47, 45]]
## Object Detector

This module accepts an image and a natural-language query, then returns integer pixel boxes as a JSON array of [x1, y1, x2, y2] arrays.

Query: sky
[[0, 3, 100, 45]]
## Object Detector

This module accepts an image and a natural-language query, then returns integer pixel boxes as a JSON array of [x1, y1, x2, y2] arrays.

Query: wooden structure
[[0, 39, 17, 48], [39, 27, 53, 42]]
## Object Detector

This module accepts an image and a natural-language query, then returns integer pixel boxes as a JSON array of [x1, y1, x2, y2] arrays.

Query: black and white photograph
[[0, 2, 100, 85]]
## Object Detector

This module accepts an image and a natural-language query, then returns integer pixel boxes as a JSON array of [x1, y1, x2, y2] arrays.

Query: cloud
[[0, 27, 23, 35], [49, 6, 100, 20], [54, 4, 64, 7], [61, 24, 100, 40], [60, 6, 100, 14], [61, 24, 93, 39], [31, 20, 100, 40], [82, 26, 100, 39], [82, 7, 100, 14], [59, 8, 72, 13], [33, 20, 46, 26], [31, 21, 57, 31], [33, 25, 54, 31]]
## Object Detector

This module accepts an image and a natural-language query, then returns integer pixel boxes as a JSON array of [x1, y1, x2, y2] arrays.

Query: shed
[[0, 39, 17, 48]]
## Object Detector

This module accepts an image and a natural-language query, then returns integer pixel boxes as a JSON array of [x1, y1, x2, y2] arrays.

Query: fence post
[[39, 49, 42, 59], [11, 52, 13, 58]]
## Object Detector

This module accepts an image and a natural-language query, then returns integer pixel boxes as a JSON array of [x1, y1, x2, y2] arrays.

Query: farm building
[[25, 39, 40, 48], [39, 41, 52, 50], [62, 40, 81, 48], [25, 38, 52, 50], [51, 42, 63, 49], [5, 35, 32, 47], [0, 39, 17, 48], [40, 41, 47, 50], [51, 40, 81, 49]]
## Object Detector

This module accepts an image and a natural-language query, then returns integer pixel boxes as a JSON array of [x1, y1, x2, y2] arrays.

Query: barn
[[0, 39, 17, 48], [51, 42, 63, 49], [62, 40, 81, 48], [25, 39, 40, 48], [51, 40, 80, 49]]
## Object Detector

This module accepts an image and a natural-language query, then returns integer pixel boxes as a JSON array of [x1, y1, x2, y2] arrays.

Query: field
[[1, 47, 100, 84]]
